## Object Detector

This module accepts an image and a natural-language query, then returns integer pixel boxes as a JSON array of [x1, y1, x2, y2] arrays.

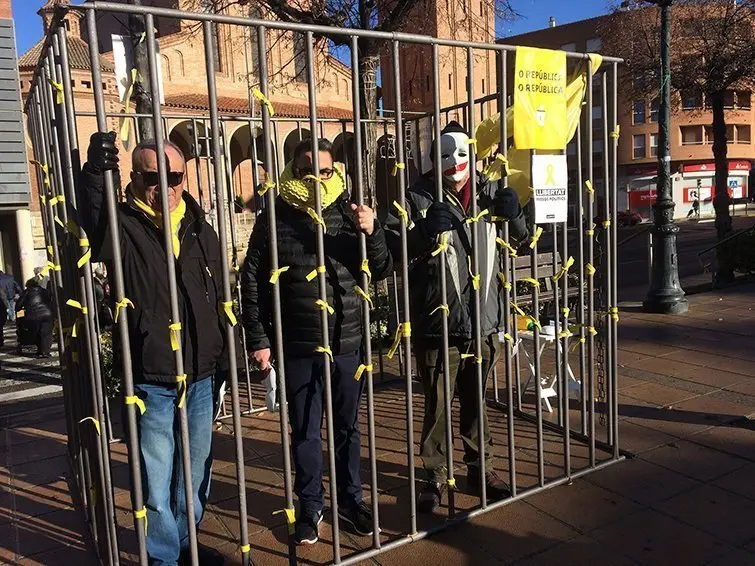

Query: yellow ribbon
[[392, 162, 405, 176], [315, 299, 335, 315], [393, 200, 409, 226], [586, 263, 596, 277], [119, 68, 138, 146], [609, 306, 620, 322], [529, 227, 543, 249], [354, 363, 373, 382], [496, 237, 518, 257], [315, 345, 334, 362], [431, 232, 449, 257], [511, 302, 526, 318], [169, 322, 182, 351], [482, 153, 509, 179], [588, 326, 598, 336], [48, 79, 64, 104], [497, 272, 512, 291], [447, 477, 456, 488], [387, 322, 411, 359], [553, 256, 575, 282], [558, 329, 572, 339], [77, 239, 91, 269], [562, 307, 571, 318], [610, 124, 621, 139], [585, 180, 594, 195], [466, 137, 477, 150], [467, 257, 480, 291], [520, 277, 540, 288], [66, 299, 88, 315], [269, 266, 289, 284], [466, 208, 489, 224], [134, 507, 148, 535], [586, 223, 596, 236], [46, 245, 53, 256], [354, 286, 373, 308], [176, 374, 187, 409], [527, 316, 542, 330], [79, 417, 101, 436], [71, 351, 79, 363], [544, 164, 556, 185], [66, 219, 81, 238], [306, 265, 326, 282], [603, 219, 612, 228], [240, 543, 251, 553], [258, 180, 276, 196], [273, 508, 297, 535], [114, 297, 134, 323], [252, 88, 275, 116], [71, 319, 79, 339], [221, 301, 237, 326], [125, 395, 146, 415], [502, 332, 514, 343], [306, 207, 327, 233], [361, 259, 371, 283], [430, 304, 450, 317]]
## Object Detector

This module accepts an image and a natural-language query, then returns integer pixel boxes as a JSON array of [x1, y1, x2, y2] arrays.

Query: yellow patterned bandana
[[277, 161, 346, 212]]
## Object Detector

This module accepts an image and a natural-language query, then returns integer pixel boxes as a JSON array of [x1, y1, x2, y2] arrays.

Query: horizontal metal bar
[[72, 111, 399, 124], [77, 2, 623, 62]]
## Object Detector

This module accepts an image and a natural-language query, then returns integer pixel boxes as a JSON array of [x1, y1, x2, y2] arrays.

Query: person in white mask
[[385, 121, 529, 513]]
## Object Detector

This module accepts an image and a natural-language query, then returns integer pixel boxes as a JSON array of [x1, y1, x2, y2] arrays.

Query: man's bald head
[[132, 139, 185, 170], [130, 139, 186, 212]]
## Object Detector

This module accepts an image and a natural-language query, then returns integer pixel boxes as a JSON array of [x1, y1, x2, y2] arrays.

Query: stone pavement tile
[[525, 477, 643, 534], [585, 457, 701, 507], [9, 477, 74, 518], [9, 455, 69, 487], [615, 374, 649, 391], [655, 484, 755, 546], [0, 521, 15, 562], [619, 381, 700, 408], [7, 435, 68, 467], [613, 420, 679, 455], [723, 378, 755, 397], [619, 404, 722, 439], [641, 440, 749, 482], [707, 389, 755, 412], [197, 507, 236, 549], [15, 542, 99, 566], [703, 547, 755, 566], [712, 462, 755, 500], [672, 366, 750, 389], [617, 337, 682, 358], [662, 350, 753, 377], [666, 394, 750, 426], [14, 507, 91, 560], [686, 423, 755, 461], [588, 508, 729, 566], [514, 533, 640, 565]]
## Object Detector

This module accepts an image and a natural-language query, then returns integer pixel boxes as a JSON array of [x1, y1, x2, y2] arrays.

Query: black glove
[[87, 131, 119, 173], [424, 201, 455, 240], [493, 186, 521, 220]]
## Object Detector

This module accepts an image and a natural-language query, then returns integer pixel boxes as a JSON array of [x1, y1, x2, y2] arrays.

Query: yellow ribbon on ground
[[306, 207, 327, 233], [169, 322, 182, 351], [354, 363, 373, 382], [466, 208, 489, 224], [354, 286, 373, 308], [392, 162, 405, 176], [497, 272, 513, 291], [66, 299, 88, 315], [315, 299, 335, 315], [220, 301, 237, 326], [360, 259, 371, 283], [273, 508, 296, 535], [393, 200, 409, 226], [430, 304, 450, 317], [79, 417, 101, 436], [553, 256, 575, 282], [530, 227, 543, 249], [387, 322, 411, 359], [431, 232, 449, 257], [496, 237, 518, 257], [176, 374, 187, 409], [114, 297, 134, 323], [306, 265, 326, 282], [315, 345, 334, 362], [269, 266, 289, 284], [134, 507, 147, 535], [252, 88, 275, 117], [125, 395, 146, 415]]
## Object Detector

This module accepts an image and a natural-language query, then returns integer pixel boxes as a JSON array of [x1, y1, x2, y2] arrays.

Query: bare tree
[[601, 0, 755, 280], [184, 0, 516, 203]]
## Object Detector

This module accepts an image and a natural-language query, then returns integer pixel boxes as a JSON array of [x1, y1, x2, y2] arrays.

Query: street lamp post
[[642, 0, 689, 313]]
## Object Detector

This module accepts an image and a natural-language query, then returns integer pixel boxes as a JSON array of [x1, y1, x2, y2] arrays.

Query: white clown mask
[[440, 131, 470, 184]]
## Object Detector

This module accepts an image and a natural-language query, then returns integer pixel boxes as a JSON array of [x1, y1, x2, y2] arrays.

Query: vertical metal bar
[[144, 16, 199, 566], [304, 31, 341, 563], [466, 46, 487, 508], [586, 62, 596, 467], [203, 21, 251, 565], [257, 24, 296, 566], [350, 34, 381, 548], [648, 231, 653, 286], [552, 225, 564, 431], [610, 62, 620, 459], [191, 118, 206, 212], [575, 121, 587, 437], [530, 152, 544, 488], [601, 76, 614, 447], [558, 220, 571, 478], [391, 39, 417, 534]]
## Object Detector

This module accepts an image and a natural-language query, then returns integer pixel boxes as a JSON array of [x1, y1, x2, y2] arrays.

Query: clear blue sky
[[12, 0, 612, 58]]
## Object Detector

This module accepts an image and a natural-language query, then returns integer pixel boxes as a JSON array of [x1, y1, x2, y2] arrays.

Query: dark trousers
[[285, 350, 365, 515], [18, 318, 53, 354], [416, 334, 500, 481]]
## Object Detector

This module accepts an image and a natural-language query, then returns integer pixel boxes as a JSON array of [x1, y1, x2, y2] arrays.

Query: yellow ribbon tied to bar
[[466, 208, 489, 225], [585, 179, 594, 195], [497, 272, 512, 291], [169, 322, 182, 351], [134, 507, 148, 535], [482, 153, 509, 181], [273, 508, 296, 535], [393, 200, 409, 226], [586, 223, 596, 237], [220, 301, 237, 326], [125, 395, 146, 415], [609, 306, 620, 322], [586, 263, 596, 277], [502, 332, 514, 343], [529, 226, 543, 249], [431, 232, 449, 257], [387, 322, 411, 359], [78, 238, 91, 269], [315, 345, 334, 362], [114, 297, 134, 323], [558, 329, 572, 339], [240, 543, 251, 554], [496, 237, 518, 257], [467, 258, 481, 291], [466, 137, 477, 150], [258, 180, 276, 196], [79, 416, 101, 436], [447, 477, 456, 488], [66, 299, 88, 315], [392, 162, 405, 176], [66, 219, 81, 238], [306, 207, 327, 233], [520, 277, 540, 288], [610, 124, 621, 140], [176, 374, 187, 409], [48, 79, 64, 105], [315, 299, 335, 315], [252, 88, 275, 117], [269, 266, 289, 284], [306, 265, 325, 282], [354, 286, 373, 308], [430, 304, 450, 317], [553, 256, 575, 282], [354, 363, 373, 382], [511, 302, 526, 318], [360, 259, 371, 283], [527, 316, 542, 330]]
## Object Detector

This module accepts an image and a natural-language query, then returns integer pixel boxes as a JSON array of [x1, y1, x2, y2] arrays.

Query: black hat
[[440, 120, 468, 136]]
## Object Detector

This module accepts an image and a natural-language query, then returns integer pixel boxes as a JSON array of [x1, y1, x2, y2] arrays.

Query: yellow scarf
[[133, 196, 187, 258], [277, 161, 346, 212]]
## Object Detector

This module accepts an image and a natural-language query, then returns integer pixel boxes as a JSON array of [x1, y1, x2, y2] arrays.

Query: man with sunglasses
[[79, 132, 227, 566]]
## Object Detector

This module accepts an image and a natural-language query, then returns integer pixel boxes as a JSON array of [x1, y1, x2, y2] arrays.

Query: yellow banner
[[514, 47, 568, 150]]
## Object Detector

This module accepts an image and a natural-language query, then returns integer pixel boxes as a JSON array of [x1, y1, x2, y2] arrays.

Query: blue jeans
[[134, 376, 214, 566], [7, 298, 15, 322]]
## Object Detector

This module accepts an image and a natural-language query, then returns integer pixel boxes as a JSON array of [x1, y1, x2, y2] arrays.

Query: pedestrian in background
[[15, 279, 54, 358], [0, 270, 22, 322]]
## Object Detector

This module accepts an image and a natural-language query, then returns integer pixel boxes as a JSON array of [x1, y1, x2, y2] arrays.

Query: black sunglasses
[[295, 167, 335, 181], [138, 171, 184, 188]]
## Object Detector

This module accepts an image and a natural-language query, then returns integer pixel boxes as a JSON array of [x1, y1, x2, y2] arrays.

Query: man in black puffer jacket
[[15, 279, 54, 357], [385, 121, 530, 513], [241, 139, 392, 546]]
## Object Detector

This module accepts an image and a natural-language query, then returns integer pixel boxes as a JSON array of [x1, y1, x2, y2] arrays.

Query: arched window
[[161, 54, 171, 81], [175, 50, 185, 76]]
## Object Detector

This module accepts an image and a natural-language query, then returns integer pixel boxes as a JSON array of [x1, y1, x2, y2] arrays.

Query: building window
[[448, 74, 452, 89], [586, 38, 602, 52], [633, 74, 646, 91], [71, 80, 75, 87], [724, 90, 736, 108], [736, 91, 752, 109], [681, 125, 703, 145], [681, 90, 701, 109], [737, 125, 751, 144], [726, 124, 735, 141], [82, 80, 91, 89], [480, 2, 484, 16], [650, 98, 659, 122], [481, 78, 485, 93], [650, 133, 658, 157], [560, 43, 576, 52], [294, 34, 306, 82], [633, 100, 646, 124], [633, 134, 646, 159], [102, 82, 107, 92]]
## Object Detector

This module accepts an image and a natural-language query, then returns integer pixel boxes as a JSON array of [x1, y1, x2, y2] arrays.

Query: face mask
[[440, 131, 470, 183]]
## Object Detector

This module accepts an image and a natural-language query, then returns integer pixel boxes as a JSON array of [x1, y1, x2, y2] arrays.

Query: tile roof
[[18, 36, 114, 73], [163, 93, 353, 119]]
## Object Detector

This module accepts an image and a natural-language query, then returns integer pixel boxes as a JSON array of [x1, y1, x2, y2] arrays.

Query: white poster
[[112, 34, 164, 104], [532, 153, 568, 224]]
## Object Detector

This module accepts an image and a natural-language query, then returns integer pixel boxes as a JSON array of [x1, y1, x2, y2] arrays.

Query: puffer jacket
[[241, 194, 393, 359], [384, 174, 529, 344], [16, 285, 53, 322]]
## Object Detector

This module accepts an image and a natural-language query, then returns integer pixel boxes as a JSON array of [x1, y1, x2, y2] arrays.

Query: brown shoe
[[467, 467, 510, 501], [418, 481, 447, 513]]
